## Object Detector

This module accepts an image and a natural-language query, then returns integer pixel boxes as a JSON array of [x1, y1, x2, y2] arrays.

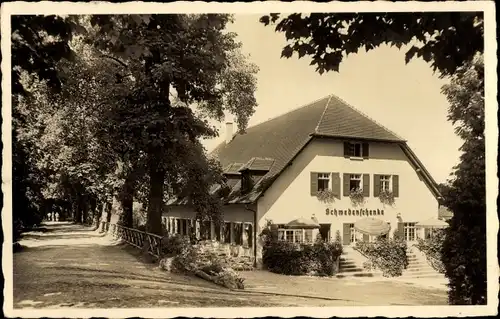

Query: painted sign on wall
[[325, 208, 385, 216]]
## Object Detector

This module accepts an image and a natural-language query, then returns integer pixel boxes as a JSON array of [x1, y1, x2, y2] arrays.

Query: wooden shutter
[[363, 234, 369, 242], [362, 174, 370, 197], [310, 172, 318, 196], [343, 142, 350, 157], [392, 175, 399, 197], [343, 173, 351, 196], [362, 142, 369, 158], [331, 172, 341, 199], [342, 223, 351, 245], [373, 174, 381, 197]]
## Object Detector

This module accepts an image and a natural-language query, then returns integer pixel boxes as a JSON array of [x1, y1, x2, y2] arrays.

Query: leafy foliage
[[414, 229, 446, 274], [378, 189, 395, 206], [440, 54, 486, 305], [260, 12, 483, 77], [355, 237, 408, 277], [261, 224, 343, 276], [349, 188, 365, 206], [11, 14, 258, 239], [316, 189, 336, 204]]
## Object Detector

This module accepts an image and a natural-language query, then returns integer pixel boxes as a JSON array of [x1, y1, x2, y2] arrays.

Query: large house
[[164, 94, 444, 266]]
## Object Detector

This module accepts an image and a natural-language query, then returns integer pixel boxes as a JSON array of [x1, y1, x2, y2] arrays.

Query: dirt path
[[13, 222, 360, 308]]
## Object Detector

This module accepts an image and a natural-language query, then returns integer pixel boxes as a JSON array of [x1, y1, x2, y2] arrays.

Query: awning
[[354, 217, 391, 236], [416, 218, 449, 228], [285, 217, 320, 229]]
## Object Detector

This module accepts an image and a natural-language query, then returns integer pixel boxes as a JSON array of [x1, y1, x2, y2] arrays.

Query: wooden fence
[[99, 221, 163, 258]]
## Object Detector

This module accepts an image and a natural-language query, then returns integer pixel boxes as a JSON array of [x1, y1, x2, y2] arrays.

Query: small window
[[345, 142, 369, 158], [380, 175, 391, 191], [349, 143, 362, 157], [350, 174, 362, 191], [318, 173, 330, 191]]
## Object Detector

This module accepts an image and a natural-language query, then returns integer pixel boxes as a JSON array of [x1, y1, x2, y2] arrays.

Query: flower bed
[[354, 237, 408, 277]]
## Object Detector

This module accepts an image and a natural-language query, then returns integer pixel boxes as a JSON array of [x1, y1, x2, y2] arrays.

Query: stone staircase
[[402, 247, 446, 280], [336, 246, 380, 278]]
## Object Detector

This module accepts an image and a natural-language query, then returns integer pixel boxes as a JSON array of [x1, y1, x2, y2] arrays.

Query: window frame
[[403, 222, 416, 241], [349, 223, 357, 243], [317, 173, 331, 192], [348, 142, 363, 157], [380, 175, 392, 192], [350, 174, 362, 192]]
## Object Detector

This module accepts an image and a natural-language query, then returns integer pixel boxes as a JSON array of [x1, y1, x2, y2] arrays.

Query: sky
[[201, 14, 463, 185]]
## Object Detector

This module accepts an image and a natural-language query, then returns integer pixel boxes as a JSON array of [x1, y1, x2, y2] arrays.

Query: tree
[[261, 12, 486, 304], [260, 12, 483, 77], [440, 54, 485, 305], [87, 14, 258, 235]]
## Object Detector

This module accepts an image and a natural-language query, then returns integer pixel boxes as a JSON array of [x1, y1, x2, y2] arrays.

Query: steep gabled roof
[[168, 94, 440, 206]]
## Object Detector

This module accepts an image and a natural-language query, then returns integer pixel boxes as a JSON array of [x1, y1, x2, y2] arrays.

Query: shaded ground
[[241, 271, 448, 306], [13, 222, 447, 309]]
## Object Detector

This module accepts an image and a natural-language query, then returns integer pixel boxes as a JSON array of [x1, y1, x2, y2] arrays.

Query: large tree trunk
[[119, 173, 135, 228], [147, 153, 165, 235], [105, 200, 113, 223]]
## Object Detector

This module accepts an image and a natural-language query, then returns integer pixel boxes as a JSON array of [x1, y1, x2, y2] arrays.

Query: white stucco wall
[[256, 138, 440, 242], [165, 204, 255, 223]]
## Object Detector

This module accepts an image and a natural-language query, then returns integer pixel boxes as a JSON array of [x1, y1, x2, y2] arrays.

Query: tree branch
[[101, 54, 128, 68]]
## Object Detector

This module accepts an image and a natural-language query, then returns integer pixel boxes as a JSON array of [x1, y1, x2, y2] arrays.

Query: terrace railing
[[100, 221, 163, 258]]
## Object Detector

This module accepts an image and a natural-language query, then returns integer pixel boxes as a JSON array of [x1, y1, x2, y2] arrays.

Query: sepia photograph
[[1, 1, 497, 318]]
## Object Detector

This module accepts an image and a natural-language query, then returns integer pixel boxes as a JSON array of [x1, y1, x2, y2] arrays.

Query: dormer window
[[344, 141, 369, 159], [241, 172, 252, 194]]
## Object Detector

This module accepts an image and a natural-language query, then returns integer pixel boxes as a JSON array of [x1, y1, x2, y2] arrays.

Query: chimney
[[225, 122, 234, 144]]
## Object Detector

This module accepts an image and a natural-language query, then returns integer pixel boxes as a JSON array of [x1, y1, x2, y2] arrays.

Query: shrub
[[162, 234, 192, 257], [414, 229, 446, 273], [262, 237, 342, 276], [168, 239, 246, 289], [354, 237, 408, 277]]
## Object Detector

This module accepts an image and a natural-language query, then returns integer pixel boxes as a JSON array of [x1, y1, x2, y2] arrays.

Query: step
[[403, 270, 441, 277], [336, 272, 376, 278], [339, 267, 365, 273], [403, 274, 446, 279], [340, 264, 361, 269]]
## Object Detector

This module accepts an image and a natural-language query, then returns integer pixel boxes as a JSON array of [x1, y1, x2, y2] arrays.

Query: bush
[[262, 238, 342, 276], [354, 237, 408, 277], [414, 229, 446, 273], [161, 234, 192, 257], [167, 239, 246, 289]]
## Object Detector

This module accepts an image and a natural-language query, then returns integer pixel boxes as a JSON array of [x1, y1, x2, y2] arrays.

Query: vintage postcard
[[1, 1, 498, 318]]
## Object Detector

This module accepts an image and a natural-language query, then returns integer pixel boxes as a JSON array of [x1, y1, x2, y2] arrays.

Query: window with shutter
[[392, 175, 399, 197], [362, 174, 370, 197], [373, 174, 381, 197], [331, 173, 341, 198], [344, 141, 365, 158], [362, 143, 369, 158], [342, 223, 351, 245], [310, 172, 319, 196], [343, 173, 350, 196], [317, 173, 330, 191]]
